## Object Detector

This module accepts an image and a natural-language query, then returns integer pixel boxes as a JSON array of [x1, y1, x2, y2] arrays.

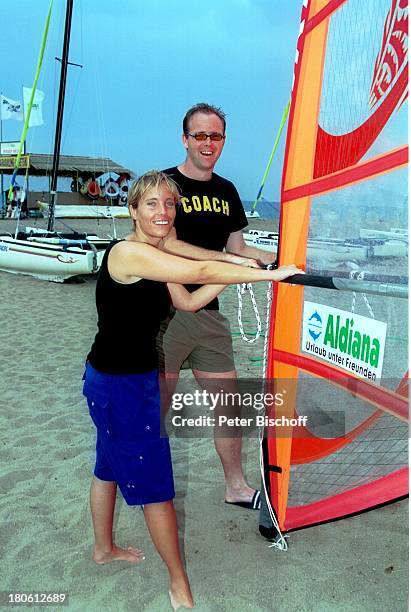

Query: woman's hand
[[272, 264, 305, 281]]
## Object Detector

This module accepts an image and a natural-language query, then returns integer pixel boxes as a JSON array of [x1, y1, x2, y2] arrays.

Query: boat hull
[[245, 210, 260, 219], [0, 235, 107, 282], [39, 203, 130, 219], [243, 230, 407, 262]]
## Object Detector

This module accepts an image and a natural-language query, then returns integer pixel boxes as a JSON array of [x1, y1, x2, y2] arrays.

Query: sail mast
[[47, 0, 74, 232]]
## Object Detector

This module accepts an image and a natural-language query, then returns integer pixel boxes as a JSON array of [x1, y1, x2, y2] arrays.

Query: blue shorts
[[83, 362, 175, 506]]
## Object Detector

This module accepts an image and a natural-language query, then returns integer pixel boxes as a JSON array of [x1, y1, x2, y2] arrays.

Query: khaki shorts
[[157, 309, 235, 373]]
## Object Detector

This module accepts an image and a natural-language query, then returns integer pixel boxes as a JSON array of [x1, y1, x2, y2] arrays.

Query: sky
[[0, 0, 302, 202]]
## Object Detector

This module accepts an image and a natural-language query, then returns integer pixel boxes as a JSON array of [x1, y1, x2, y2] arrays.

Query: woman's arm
[[167, 282, 225, 312], [108, 240, 302, 285], [160, 227, 259, 267]]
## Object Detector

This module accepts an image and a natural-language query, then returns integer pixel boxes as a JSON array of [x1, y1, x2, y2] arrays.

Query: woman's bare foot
[[93, 544, 145, 565], [168, 575, 194, 610]]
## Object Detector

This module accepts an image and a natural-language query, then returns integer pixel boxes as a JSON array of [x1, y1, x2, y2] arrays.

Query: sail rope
[[236, 283, 262, 343], [350, 269, 375, 318], [258, 281, 289, 550], [236, 98, 291, 548], [236, 278, 289, 550], [250, 101, 290, 213], [258, 283, 288, 551]]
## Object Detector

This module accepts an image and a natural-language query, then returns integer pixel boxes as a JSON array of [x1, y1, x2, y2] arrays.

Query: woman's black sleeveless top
[[87, 241, 170, 373]]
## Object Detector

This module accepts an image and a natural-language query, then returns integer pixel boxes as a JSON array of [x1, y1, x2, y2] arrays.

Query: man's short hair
[[183, 103, 226, 135]]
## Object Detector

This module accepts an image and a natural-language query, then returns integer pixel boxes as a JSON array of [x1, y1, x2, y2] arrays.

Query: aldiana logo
[[308, 311, 322, 341], [323, 314, 380, 366]]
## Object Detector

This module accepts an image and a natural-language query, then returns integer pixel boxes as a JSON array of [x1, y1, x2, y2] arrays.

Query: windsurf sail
[[264, 0, 408, 532]]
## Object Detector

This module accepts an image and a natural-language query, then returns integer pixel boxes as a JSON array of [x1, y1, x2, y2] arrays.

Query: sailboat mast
[[47, 0, 74, 232]]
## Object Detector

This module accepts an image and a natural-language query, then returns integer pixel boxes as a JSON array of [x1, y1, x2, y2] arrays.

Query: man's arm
[[160, 227, 260, 267], [226, 229, 277, 266]]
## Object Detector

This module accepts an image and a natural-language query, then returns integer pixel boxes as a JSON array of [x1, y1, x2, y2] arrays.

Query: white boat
[[360, 228, 408, 241], [38, 202, 130, 219], [308, 240, 369, 263], [244, 229, 277, 249], [0, 229, 111, 282], [243, 229, 406, 262], [370, 241, 407, 258], [245, 210, 260, 219]]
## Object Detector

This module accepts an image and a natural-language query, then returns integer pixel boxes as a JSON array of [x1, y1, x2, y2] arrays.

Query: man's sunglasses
[[187, 132, 225, 142]]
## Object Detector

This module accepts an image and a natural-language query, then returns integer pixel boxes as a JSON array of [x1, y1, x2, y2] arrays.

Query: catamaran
[[0, 0, 115, 281]]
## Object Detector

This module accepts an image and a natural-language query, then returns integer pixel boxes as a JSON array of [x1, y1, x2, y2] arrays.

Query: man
[[160, 103, 275, 509]]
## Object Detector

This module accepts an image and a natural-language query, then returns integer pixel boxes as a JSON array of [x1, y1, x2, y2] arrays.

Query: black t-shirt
[[87, 241, 170, 374], [164, 167, 248, 308]]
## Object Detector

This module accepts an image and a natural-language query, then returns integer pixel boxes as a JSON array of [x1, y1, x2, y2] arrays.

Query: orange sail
[[265, 0, 408, 532]]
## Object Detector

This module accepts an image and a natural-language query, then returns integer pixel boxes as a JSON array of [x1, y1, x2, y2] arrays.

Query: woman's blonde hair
[[128, 170, 180, 212]]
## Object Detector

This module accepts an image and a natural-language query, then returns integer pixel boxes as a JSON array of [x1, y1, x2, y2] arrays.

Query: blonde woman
[[83, 170, 302, 610]]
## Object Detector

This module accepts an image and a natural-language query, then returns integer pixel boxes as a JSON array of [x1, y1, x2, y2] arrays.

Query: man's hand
[[224, 253, 260, 268], [226, 229, 276, 266]]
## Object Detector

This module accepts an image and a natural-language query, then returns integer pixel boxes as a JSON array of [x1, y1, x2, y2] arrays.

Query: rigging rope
[[236, 278, 289, 550], [350, 269, 375, 318], [259, 281, 289, 551], [236, 283, 262, 343], [236, 98, 293, 550], [251, 101, 290, 212], [8, 0, 54, 202]]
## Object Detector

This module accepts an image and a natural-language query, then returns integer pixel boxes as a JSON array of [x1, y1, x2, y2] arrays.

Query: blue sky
[[1, 1, 407, 203], [0, 0, 301, 200], [1, 0, 302, 201]]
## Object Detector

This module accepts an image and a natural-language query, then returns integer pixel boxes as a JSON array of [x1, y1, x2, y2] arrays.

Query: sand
[[0, 216, 408, 611]]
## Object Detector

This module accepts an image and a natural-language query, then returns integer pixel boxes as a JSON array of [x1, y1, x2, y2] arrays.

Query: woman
[[83, 170, 302, 610]]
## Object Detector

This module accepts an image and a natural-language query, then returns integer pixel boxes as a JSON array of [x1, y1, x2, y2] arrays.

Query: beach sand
[[0, 216, 408, 611]]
